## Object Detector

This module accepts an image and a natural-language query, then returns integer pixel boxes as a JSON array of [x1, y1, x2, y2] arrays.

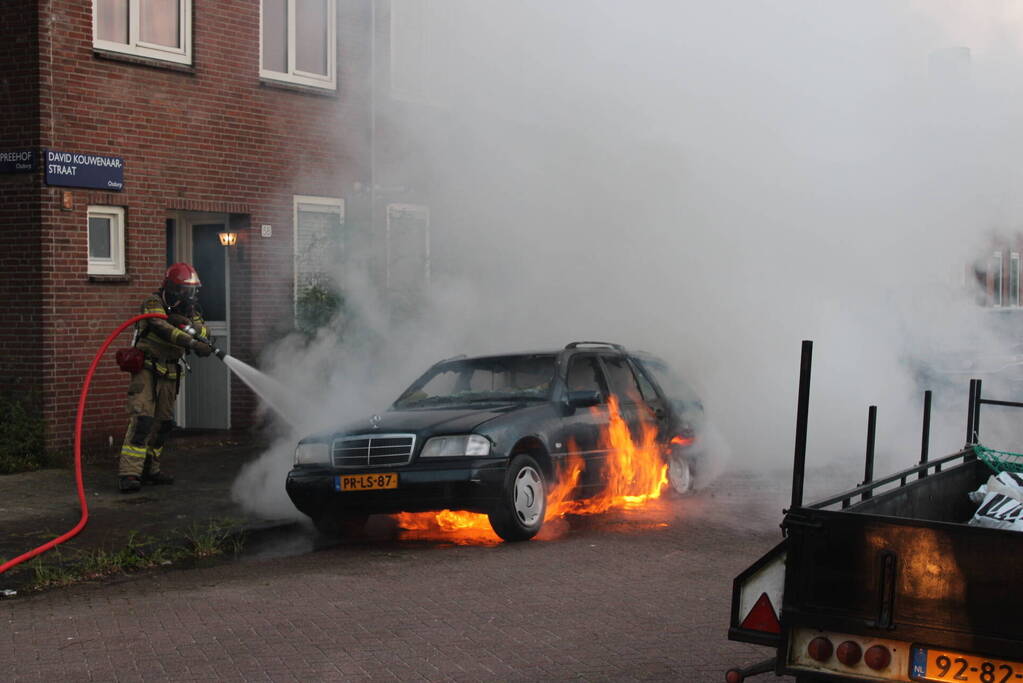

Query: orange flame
[[549, 395, 668, 516], [394, 395, 669, 543], [394, 509, 501, 545]]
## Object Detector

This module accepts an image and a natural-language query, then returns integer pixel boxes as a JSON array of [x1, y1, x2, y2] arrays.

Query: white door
[[171, 212, 231, 429]]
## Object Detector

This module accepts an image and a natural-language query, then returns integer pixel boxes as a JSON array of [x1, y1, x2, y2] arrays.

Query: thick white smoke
[[234, 1, 1023, 518]]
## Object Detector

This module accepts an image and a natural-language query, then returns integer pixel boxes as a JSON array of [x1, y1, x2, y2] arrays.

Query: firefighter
[[118, 263, 213, 493]]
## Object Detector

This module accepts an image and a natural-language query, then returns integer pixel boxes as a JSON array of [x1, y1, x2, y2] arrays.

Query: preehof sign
[[0, 150, 35, 173], [44, 150, 124, 191]]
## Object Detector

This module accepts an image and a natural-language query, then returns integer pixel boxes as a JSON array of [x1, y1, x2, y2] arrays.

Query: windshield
[[394, 354, 556, 408]]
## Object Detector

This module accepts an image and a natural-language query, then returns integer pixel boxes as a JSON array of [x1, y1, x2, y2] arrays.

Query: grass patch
[[181, 518, 246, 558], [19, 519, 246, 592]]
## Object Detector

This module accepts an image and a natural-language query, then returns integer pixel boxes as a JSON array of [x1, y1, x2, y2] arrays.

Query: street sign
[[44, 149, 124, 191], [0, 149, 34, 173]]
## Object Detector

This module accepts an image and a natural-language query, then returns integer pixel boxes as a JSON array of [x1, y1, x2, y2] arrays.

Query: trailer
[[727, 341, 1023, 683]]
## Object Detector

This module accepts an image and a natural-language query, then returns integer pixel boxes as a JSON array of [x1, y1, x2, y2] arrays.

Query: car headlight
[[294, 442, 330, 465], [419, 434, 491, 458]]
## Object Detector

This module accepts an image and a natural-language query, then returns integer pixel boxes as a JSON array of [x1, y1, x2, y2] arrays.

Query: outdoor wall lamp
[[218, 231, 238, 246]]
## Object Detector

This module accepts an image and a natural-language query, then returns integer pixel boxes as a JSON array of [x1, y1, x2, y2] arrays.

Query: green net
[[974, 444, 1023, 474]]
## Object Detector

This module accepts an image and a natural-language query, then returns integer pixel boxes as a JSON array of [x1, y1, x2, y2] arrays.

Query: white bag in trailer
[[969, 471, 1023, 530], [968, 470, 1023, 504]]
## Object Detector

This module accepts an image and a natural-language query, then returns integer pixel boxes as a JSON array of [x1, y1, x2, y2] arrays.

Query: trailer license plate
[[911, 645, 1023, 682], [337, 473, 398, 491]]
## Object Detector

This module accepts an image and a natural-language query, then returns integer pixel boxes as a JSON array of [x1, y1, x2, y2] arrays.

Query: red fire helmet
[[162, 262, 201, 306], [164, 262, 201, 287]]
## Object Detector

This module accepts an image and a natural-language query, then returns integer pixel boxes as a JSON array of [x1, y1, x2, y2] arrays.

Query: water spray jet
[[173, 321, 311, 426]]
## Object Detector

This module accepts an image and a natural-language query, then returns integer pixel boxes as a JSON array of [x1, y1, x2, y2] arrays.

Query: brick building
[[1, 0, 375, 453]]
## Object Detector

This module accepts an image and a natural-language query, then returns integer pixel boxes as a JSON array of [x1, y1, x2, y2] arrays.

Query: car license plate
[[337, 473, 398, 491], [911, 645, 1023, 682]]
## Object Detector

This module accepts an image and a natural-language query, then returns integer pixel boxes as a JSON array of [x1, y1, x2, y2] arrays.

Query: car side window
[[601, 355, 644, 403], [566, 355, 606, 398], [631, 361, 660, 404]]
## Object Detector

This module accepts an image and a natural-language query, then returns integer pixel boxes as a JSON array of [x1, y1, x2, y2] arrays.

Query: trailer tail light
[[865, 645, 891, 671], [789, 628, 908, 679], [836, 641, 862, 666], [806, 637, 833, 662]]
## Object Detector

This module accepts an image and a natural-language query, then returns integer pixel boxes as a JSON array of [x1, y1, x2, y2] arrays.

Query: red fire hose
[[0, 312, 167, 576]]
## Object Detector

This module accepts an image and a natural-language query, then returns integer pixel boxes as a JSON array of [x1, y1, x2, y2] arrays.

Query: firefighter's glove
[[166, 313, 190, 328], [190, 340, 213, 357]]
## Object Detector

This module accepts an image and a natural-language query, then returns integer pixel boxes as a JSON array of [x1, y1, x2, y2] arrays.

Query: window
[[566, 356, 606, 398], [386, 203, 430, 290], [602, 355, 644, 403], [261, 0, 336, 90], [631, 362, 660, 403], [93, 0, 192, 65], [294, 196, 344, 303], [87, 206, 125, 276]]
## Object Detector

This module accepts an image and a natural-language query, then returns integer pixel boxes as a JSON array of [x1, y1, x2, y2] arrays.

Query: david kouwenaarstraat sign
[[0, 149, 34, 173], [44, 149, 124, 191]]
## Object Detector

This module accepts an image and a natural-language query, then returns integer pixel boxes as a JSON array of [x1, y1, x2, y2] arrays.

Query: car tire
[[313, 512, 369, 538], [488, 454, 546, 542], [667, 451, 694, 496]]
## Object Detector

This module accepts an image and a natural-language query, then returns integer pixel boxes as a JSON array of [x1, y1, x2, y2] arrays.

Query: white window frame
[[87, 205, 126, 276], [293, 195, 344, 308], [92, 0, 192, 65], [1012, 252, 1020, 307], [260, 0, 337, 90]]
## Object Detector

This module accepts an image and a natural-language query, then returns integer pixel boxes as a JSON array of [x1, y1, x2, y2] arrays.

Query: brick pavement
[[1, 471, 797, 682]]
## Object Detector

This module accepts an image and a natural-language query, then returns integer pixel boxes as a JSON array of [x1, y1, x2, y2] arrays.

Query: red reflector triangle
[[740, 592, 781, 634]]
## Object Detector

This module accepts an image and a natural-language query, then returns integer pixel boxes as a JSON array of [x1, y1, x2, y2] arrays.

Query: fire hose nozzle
[[177, 323, 225, 361]]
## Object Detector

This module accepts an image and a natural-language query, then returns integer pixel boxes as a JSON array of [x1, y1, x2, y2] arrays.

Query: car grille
[[331, 434, 416, 468]]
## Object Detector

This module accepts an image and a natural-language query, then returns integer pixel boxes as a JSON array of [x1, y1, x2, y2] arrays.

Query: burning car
[[285, 341, 703, 542]]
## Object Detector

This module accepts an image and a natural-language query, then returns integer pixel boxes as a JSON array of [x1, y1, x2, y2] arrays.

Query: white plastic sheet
[[969, 471, 1023, 530]]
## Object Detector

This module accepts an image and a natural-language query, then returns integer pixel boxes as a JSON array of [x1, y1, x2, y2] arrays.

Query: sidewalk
[[0, 432, 289, 593]]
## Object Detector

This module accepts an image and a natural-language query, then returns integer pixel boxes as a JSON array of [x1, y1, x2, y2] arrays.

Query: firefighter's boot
[[120, 475, 142, 493], [142, 471, 174, 485]]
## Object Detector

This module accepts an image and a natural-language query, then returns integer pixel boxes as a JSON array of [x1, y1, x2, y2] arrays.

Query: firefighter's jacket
[[135, 293, 207, 379]]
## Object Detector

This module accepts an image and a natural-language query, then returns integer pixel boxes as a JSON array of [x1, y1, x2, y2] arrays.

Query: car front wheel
[[488, 454, 546, 542]]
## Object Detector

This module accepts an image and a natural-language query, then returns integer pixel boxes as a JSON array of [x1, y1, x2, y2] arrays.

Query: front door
[[168, 212, 231, 429]]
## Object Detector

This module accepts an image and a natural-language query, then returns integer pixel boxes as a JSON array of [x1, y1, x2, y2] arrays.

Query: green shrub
[[295, 284, 345, 336], [0, 390, 46, 474]]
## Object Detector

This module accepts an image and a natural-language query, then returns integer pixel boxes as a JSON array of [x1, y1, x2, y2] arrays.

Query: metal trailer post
[[863, 405, 877, 501], [966, 379, 977, 446], [791, 340, 813, 510], [919, 390, 931, 480], [973, 379, 983, 446]]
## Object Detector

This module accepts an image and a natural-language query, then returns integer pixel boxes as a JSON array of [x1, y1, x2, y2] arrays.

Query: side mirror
[[566, 390, 602, 408]]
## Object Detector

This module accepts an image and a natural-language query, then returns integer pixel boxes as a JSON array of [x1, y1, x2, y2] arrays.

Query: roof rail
[[435, 353, 467, 364], [564, 341, 625, 351]]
